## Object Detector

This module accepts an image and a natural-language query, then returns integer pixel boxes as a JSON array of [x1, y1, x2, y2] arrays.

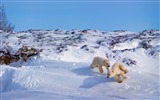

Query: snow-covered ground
[[0, 29, 159, 99]]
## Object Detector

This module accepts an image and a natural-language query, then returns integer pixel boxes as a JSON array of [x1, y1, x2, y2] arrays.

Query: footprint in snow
[[125, 84, 130, 89]]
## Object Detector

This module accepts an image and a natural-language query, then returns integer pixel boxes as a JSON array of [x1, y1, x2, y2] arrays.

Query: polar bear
[[107, 62, 128, 83], [91, 56, 110, 73]]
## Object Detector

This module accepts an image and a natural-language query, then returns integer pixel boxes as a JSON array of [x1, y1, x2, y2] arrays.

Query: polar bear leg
[[121, 72, 127, 79], [90, 64, 94, 69], [123, 68, 128, 74], [115, 75, 123, 83], [90, 62, 97, 68], [120, 64, 128, 74], [105, 66, 110, 72], [98, 66, 103, 73]]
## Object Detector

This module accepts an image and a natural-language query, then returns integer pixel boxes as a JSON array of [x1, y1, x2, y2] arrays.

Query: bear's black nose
[[107, 76, 109, 78]]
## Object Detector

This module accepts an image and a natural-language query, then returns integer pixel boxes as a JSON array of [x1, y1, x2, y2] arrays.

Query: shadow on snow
[[71, 66, 115, 88]]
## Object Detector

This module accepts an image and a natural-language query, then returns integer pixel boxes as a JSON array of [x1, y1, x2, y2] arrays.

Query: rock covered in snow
[[0, 29, 159, 63]]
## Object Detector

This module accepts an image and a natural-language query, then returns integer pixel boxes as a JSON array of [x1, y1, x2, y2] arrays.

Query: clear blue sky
[[2, 0, 160, 32]]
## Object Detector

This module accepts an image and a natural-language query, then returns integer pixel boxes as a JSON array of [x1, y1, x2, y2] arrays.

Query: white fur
[[91, 56, 110, 73], [107, 62, 128, 83]]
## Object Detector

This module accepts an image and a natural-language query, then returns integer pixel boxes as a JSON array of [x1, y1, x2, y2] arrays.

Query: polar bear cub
[[107, 62, 128, 83], [91, 56, 110, 73]]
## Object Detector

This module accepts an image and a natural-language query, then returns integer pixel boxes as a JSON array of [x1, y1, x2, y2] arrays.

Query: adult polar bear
[[107, 62, 128, 83], [91, 56, 110, 73]]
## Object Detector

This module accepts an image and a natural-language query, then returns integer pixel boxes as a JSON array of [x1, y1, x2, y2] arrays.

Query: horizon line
[[13, 28, 159, 32]]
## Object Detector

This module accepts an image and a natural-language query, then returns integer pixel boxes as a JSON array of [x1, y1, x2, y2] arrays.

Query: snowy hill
[[0, 29, 159, 99]]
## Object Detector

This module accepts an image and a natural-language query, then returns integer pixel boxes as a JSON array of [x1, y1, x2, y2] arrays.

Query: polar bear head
[[107, 70, 116, 78], [103, 59, 110, 67]]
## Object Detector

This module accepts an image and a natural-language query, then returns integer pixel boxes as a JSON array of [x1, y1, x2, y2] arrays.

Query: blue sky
[[2, 0, 159, 32]]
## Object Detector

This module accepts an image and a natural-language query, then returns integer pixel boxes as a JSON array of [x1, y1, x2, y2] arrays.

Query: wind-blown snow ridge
[[0, 29, 159, 99]]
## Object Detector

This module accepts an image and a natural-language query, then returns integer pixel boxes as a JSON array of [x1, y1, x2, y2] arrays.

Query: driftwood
[[0, 53, 20, 65], [0, 46, 42, 65]]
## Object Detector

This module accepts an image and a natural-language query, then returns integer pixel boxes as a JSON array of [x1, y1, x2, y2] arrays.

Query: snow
[[112, 40, 139, 50], [0, 29, 159, 99]]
